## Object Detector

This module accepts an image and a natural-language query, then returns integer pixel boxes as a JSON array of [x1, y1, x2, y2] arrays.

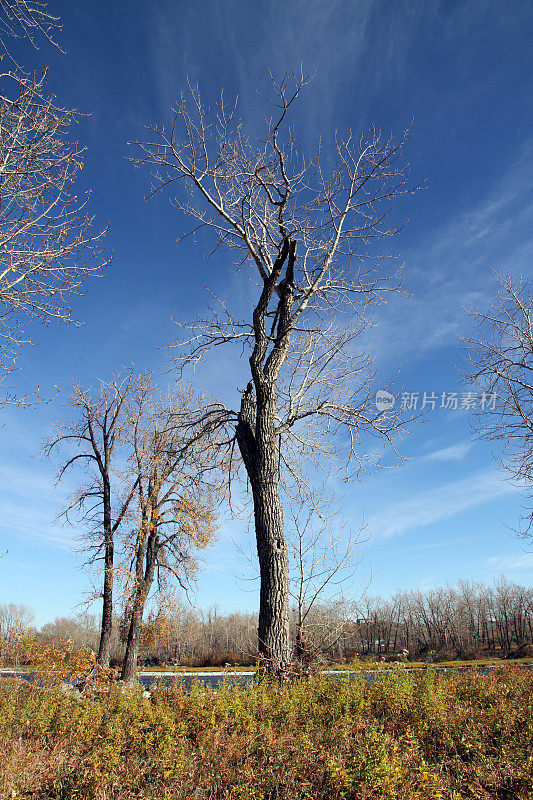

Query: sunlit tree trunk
[[237, 384, 290, 674]]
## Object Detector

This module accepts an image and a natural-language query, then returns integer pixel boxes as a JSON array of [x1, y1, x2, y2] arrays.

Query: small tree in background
[[287, 487, 367, 662], [0, 601, 34, 662]]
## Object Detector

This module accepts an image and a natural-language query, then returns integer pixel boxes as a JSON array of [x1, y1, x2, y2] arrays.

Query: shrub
[[0, 666, 531, 798]]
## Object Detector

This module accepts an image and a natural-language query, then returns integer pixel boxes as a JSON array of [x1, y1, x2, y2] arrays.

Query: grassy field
[[1, 665, 532, 799]]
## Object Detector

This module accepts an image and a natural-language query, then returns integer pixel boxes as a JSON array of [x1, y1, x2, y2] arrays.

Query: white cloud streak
[[368, 469, 515, 539], [368, 139, 533, 369], [423, 442, 473, 462], [486, 553, 533, 571]]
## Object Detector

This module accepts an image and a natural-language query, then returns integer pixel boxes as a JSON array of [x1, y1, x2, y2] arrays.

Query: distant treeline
[[1, 577, 531, 667]]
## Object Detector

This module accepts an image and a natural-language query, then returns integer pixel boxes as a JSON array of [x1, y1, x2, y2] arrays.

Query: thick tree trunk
[[97, 537, 113, 666], [97, 479, 113, 668], [252, 478, 290, 672], [237, 384, 290, 675]]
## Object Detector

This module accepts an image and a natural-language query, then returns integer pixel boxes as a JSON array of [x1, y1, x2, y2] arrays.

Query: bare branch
[[0, 71, 108, 403], [463, 270, 533, 537]]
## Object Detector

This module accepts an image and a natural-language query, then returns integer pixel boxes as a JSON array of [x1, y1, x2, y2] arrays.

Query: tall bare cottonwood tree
[[132, 73, 418, 673]]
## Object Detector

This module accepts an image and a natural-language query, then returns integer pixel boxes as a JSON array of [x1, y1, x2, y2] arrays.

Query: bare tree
[[120, 378, 220, 683], [98, 578, 533, 667], [0, 1, 107, 404], [0, 600, 34, 636], [40, 612, 99, 652], [463, 271, 533, 535], [236, 485, 366, 662], [131, 72, 419, 674], [287, 488, 366, 661], [0, 601, 35, 663], [45, 369, 140, 667]]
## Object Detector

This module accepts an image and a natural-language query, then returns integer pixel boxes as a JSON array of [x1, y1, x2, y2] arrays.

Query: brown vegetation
[[0, 665, 531, 798]]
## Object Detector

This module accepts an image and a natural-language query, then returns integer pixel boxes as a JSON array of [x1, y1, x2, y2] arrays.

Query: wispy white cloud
[[368, 140, 533, 369], [394, 533, 487, 555], [0, 459, 73, 550], [486, 553, 533, 571], [147, 0, 381, 143], [368, 469, 515, 539], [0, 500, 73, 550], [423, 441, 473, 462]]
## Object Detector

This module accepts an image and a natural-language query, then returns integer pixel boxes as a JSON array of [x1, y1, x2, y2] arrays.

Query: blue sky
[[1, 0, 533, 625]]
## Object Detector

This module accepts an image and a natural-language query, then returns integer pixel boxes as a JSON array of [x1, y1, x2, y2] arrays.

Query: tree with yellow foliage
[[120, 378, 221, 683]]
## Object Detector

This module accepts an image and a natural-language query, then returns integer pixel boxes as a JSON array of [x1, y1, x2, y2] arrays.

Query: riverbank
[[133, 655, 533, 674], [3, 657, 533, 691]]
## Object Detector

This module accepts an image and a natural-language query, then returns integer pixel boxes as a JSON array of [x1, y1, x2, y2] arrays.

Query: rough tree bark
[[237, 384, 290, 669], [97, 472, 114, 666], [233, 238, 297, 671]]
